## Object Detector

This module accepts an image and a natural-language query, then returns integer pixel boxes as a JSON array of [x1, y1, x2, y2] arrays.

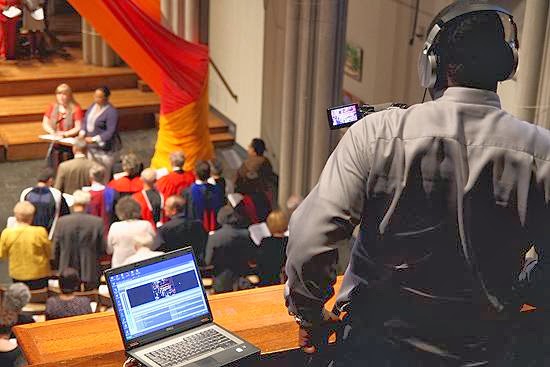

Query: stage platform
[[0, 19, 234, 161]]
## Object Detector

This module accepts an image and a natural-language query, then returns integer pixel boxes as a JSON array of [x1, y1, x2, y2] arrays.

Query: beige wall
[[344, 0, 529, 109], [208, 0, 265, 148], [344, 0, 453, 106]]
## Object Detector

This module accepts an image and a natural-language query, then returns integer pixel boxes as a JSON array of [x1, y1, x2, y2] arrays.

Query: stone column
[[515, 0, 549, 122], [81, 18, 119, 67], [161, 0, 186, 38], [81, 18, 92, 64], [185, 0, 200, 43], [278, 0, 348, 207]]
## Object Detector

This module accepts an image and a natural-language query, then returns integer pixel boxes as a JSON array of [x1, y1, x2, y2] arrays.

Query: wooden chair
[[21, 287, 48, 316]]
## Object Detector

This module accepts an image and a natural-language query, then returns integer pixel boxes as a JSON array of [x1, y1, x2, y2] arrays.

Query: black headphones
[[417, 0, 519, 89]]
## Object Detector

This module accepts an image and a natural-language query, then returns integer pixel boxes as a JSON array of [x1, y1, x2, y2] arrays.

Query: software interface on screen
[[331, 105, 358, 125], [109, 253, 209, 342]]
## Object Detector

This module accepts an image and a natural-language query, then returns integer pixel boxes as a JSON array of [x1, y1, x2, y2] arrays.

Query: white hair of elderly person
[[2, 283, 31, 313], [121, 232, 164, 266]]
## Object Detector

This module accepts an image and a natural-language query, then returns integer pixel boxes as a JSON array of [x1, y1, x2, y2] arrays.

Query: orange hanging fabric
[[68, 0, 213, 171]]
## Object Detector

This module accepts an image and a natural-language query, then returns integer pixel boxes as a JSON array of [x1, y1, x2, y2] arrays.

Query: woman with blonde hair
[[257, 210, 289, 286], [0, 201, 51, 290], [42, 83, 84, 167]]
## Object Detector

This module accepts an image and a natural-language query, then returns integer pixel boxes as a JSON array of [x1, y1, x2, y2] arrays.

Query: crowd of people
[[0, 129, 298, 364]]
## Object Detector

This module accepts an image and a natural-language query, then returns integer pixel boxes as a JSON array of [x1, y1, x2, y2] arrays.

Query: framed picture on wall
[[344, 43, 363, 81]]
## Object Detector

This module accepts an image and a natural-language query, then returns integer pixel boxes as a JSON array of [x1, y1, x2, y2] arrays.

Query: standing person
[[205, 205, 254, 293], [20, 167, 69, 240], [84, 164, 117, 236], [132, 168, 165, 230], [256, 210, 289, 287], [54, 138, 95, 194], [45, 268, 92, 320], [107, 196, 156, 268], [184, 161, 224, 232], [122, 233, 164, 266], [155, 195, 207, 263], [235, 138, 274, 196], [107, 153, 143, 197], [42, 84, 84, 168], [0, 0, 20, 60], [0, 202, 51, 290], [208, 159, 233, 197], [22, 0, 45, 57], [156, 151, 195, 198], [285, 4, 547, 366], [54, 190, 104, 290], [80, 86, 121, 180]]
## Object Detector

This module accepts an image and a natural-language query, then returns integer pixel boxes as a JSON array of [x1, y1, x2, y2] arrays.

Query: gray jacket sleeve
[[284, 121, 371, 321]]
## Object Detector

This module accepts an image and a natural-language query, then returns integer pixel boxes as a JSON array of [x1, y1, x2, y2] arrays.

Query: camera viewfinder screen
[[330, 105, 358, 127]]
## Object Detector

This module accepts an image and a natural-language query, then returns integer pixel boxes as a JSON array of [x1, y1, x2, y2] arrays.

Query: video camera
[[326, 102, 408, 130]]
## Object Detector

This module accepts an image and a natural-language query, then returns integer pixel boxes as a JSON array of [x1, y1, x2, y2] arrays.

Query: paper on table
[[39, 134, 75, 145], [249, 222, 271, 246], [31, 7, 44, 20], [2, 6, 21, 18]]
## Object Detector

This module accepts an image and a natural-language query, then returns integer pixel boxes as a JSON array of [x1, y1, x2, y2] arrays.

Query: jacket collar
[[438, 87, 501, 109]]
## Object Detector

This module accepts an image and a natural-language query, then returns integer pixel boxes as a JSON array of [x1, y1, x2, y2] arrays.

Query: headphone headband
[[418, 1, 519, 89]]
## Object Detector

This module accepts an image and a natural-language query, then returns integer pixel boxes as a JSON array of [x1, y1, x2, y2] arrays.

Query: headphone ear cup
[[418, 48, 438, 89], [502, 41, 518, 81], [418, 49, 437, 88]]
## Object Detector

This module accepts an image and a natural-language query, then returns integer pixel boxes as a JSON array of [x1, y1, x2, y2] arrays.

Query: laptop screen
[[108, 251, 210, 343]]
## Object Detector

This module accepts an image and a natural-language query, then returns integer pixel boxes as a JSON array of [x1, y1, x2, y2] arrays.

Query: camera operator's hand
[[299, 308, 341, 354]]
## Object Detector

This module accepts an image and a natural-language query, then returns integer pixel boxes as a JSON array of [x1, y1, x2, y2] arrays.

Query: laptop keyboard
[[145, 329, 237, 366]]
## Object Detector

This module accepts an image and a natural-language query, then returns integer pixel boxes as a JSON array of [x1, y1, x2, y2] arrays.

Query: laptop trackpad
[[195, 357, 217, 367]]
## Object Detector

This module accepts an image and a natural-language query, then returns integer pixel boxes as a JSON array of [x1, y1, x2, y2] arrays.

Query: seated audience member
[[45, 268, 92, 320], [107, 197, 156, 268], [108, 153, 143, 197], [54, 138, 95, 194], [235, 138, 274, 195], [156, 151, 195, 197], [85, 164, 118, 235], [155, 195, 207, 263], [20, 167, 70, 239], [205, 205, 254, 293], [3, 283, 34, 332], [0, 308, 26, 367], [122, 233, 164, 265], [54, 190, 104, 290], [236, 171, 272, 224], [208, 159, 233, 196], [132, 168, 165, 229], [184, 161, 224, 232], [257, 210, 289, 286], [0, 202, 51, 290]]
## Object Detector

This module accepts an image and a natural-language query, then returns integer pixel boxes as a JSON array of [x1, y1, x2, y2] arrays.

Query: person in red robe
[[156, 151, 195, 198], [0, 0, 20, 60], [108, 153, 143, 197], [132, 168, 165, 230]]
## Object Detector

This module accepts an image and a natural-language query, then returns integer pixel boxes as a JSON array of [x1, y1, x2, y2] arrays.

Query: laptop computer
[[105, 247, 260, 367]]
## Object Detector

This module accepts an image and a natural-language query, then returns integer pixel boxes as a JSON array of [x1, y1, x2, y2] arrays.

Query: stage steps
[[0, 65, 139, 98], [0, 112, 233, 161]]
